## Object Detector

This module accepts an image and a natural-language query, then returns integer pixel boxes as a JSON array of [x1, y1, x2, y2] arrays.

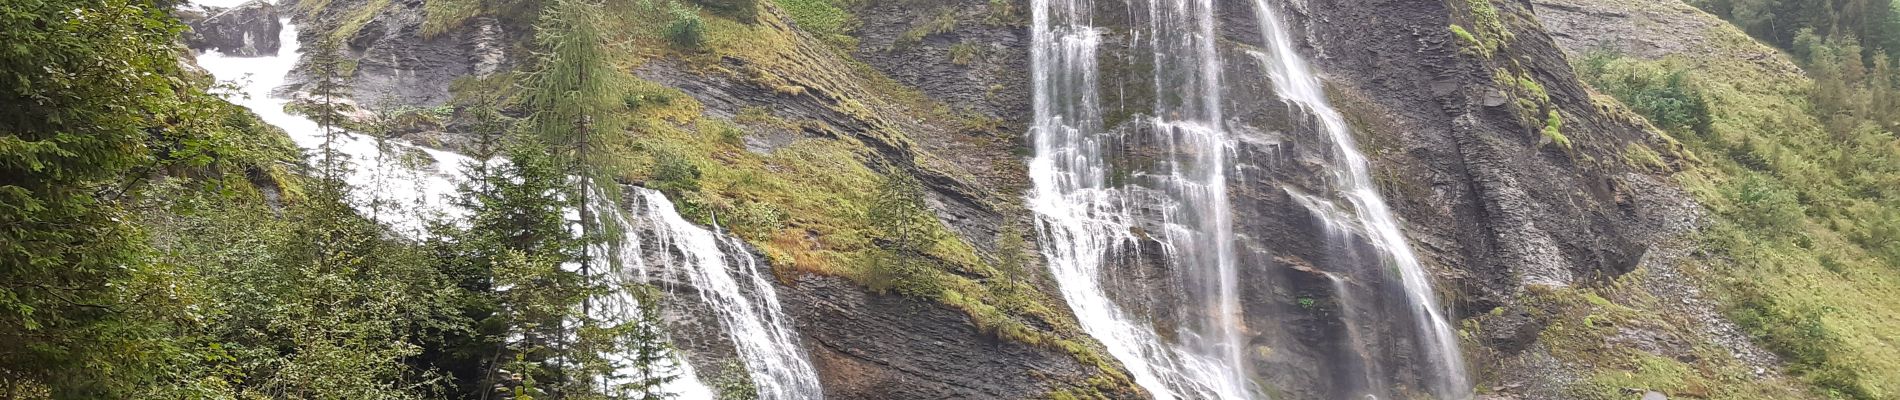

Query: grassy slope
[[417, 0, 1136, 396], [1543, 0, 1900, 397]]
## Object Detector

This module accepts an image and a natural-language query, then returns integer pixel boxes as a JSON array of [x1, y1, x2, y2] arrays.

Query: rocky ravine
[[180, 0, 283, 57], [196, 0, 1789, 397]]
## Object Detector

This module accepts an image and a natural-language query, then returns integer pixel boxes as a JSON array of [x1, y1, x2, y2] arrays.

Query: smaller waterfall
[[597, 187, 824, 400], [1247, 1, 1473, 397], [195, 19, 468, 235], [193, 8, 816, 398]]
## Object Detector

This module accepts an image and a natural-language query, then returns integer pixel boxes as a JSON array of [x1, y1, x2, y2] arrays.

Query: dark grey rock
[[184, 0, 282, 57]]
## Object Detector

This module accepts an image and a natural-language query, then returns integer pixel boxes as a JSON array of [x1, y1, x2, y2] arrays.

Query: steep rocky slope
[[233, 0, 1832, 397]]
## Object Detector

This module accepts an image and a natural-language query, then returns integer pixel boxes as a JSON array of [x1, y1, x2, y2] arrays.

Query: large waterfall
[[192, 7, 819, 398], [1027, 0, 1471, 397], [1246, 1, 1472, 397], [1028, 0, 1256, 398]]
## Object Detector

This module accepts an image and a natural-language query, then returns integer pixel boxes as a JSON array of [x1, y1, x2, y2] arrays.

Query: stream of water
[[190, 6, 820, 397], [1028, 0, 1472, 398], [1246, 1, 1472, 396]]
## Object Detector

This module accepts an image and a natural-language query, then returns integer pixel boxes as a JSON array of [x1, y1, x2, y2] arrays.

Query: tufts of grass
[[1541, 109, 1570, 148], [1575, 13, 1900, 397], [421, 0, 481, 38], [772, 0, 858, 48], [894, 8, 957, 50]]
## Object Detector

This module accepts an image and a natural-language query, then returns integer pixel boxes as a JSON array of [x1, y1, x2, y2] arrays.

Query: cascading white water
[[1247, 1, 1473, 397], [188, 7, 821, 398], [1027, 0, 1254, 398], [195, 13, 467, 235], [595, 187, 824, 400]]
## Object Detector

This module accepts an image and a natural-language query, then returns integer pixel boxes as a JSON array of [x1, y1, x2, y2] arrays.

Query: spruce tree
[[301, 37, 357, 186]]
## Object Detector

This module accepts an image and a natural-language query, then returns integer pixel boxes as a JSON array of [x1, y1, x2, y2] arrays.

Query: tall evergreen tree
[[526, 0, 619, 290]]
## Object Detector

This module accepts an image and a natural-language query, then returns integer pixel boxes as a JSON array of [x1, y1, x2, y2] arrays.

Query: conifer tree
[[302, 38, 357, 185]]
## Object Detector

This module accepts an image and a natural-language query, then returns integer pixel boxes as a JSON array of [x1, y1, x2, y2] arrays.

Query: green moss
[[421, 0, 481, 38], [1623, 143, 1668, 172], [330, 0, 392, 43], [771, 0, 857, 48], [1541, 110, 1570, 148], [1451, 0, 1511, 56], [894, 8, 957, 49], [1449, 24, 1489, 57], [948, 41, 981, 65]]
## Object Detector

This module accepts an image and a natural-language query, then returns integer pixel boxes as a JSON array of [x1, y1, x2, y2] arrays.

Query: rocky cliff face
[[264, 0, 1782, 397], [181, 0, 283, 56]]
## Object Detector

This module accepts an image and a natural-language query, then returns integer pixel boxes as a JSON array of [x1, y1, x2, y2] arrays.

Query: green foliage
[[1541, 110, 1570, 148], [1452, 0, 1510, 56], [1577, 21, 1900, 397], [895, 8, 957, 49], [711, 362, 759, 400], [649, 147, 704, 198], [1448, 24, 1488, 56], [861, 172, 948, 297], [1578, 52, 1711, 136], [1730, 174, 1805, 234], [772, 0, 857, 47], [949, 41, 982, 65], [422, 0, 483, 38], [665, 2, 708, 49], [0, 0, 266, 394]]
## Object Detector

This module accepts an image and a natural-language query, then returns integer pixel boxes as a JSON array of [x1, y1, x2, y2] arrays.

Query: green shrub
[[1730, 174, 1806, 233], [895, 8, 957, 49], [949, 41, 981, 65], [649, 148, 702, 197], [663, 3, 706, 49], [1577, 52, 1711, 136]]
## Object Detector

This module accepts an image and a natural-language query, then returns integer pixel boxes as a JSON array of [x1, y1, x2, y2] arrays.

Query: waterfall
[[195, 14, 468, 235], [1028, 0, 1256, 398], [191, 7, 819, 398], [1247, 1, 1473, 397], [596, 188, 825, 400], [1030, 0, 1471, 397]]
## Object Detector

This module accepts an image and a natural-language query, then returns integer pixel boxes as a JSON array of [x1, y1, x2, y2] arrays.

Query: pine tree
[[524, 0, 623, 392], [302, 38, 358, 185], [622, 285, 679, 400]]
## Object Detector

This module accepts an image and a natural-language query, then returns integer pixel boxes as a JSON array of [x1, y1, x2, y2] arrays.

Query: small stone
[[1642, 391, 1667, 400]]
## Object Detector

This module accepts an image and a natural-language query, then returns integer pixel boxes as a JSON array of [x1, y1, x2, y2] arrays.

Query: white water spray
[[189, 7, 823, 398], [1027, 0, 1255, 398], [595, 188, 824, 400], [1247, 1, 1473, 397], [195, 15, 467, 235]]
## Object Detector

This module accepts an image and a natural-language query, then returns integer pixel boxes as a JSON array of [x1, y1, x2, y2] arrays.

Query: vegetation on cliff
[[1566, 0, 1900, 397]]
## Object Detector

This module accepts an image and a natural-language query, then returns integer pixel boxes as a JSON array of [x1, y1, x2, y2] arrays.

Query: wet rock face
[[290, 0, 518, 106], [183, 1, 282, 57], [778, 274, 1102, 400]]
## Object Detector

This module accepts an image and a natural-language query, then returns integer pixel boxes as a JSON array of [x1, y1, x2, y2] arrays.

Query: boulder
[[183, 0, 281, 57]]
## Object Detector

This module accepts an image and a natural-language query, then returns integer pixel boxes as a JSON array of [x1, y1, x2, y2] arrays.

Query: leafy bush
[[1730, 174, 1805, 234], [649, 148, 702, 197], [1578, 52, 1710, 136], [663, 2, 705, 49]]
